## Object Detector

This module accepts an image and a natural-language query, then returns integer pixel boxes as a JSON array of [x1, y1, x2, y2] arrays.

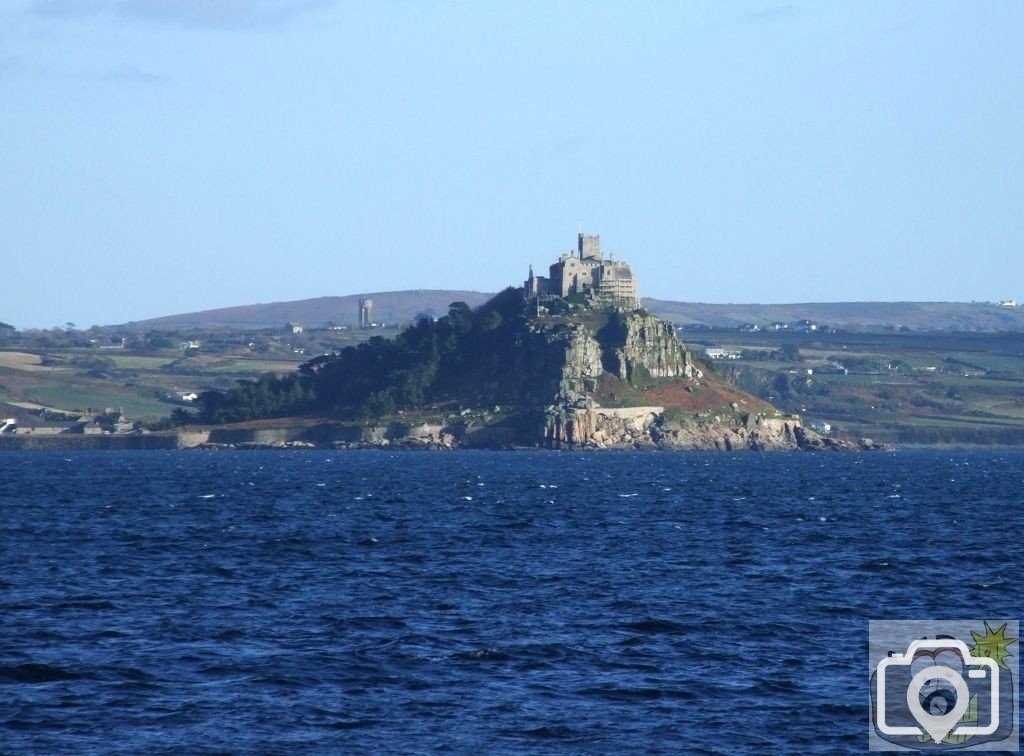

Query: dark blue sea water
[[1, 450, 1021, 753]]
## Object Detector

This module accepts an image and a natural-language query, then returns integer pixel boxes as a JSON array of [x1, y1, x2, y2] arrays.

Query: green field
[[24, 384, 169, 418], [106, 355, 177, 370], [201, 358, 304, 373], [0, 344, 308, 423], [685, 328, 1024, 445]]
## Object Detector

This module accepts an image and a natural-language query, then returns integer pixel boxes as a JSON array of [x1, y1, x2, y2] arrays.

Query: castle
[[524, 233, 639, 309]]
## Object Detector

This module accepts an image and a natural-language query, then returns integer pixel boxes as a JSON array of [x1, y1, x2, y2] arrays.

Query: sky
[[1, 1, 1022, 329]]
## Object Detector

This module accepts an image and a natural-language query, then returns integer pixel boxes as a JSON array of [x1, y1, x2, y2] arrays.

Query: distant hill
[[644, 300, 1024, 331], [123, 291, 1024, 332], [127, 290, 493, 329]]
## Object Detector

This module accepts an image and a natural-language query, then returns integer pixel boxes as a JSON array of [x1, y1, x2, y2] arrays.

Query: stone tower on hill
[[524, 232, 639, 309], [358, 297, 373, 328]]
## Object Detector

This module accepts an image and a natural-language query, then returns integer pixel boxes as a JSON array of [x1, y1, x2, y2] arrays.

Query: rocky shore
[[0, 411, 886, 452]]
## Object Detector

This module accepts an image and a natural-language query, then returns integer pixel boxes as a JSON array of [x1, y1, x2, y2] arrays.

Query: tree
[[772, 373, 793, 400], [0, 321, 16, 346], [480, 310, 503, 332], [192, 288, 530, 423]]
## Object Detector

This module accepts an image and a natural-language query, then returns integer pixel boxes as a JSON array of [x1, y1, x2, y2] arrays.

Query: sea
[[1, 449, 1021, 754]]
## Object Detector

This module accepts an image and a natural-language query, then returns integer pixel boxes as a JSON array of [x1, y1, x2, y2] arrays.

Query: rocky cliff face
[[510, 311, 701, 408], [555, 324, 604, 398], [539, 405, 787, 450], [542, 406, 664, 449], [603, 313, 698, 383], [537, 405, 877, 451], [502, 322, 604, 406], [520, 307, 856, 451], [654, 413, 802, 451]]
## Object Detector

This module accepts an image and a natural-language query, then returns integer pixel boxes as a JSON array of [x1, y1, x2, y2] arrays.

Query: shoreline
[[0, 430, 893, 452], [0, 409, 888, 452], [6, 436, 1024, 452]]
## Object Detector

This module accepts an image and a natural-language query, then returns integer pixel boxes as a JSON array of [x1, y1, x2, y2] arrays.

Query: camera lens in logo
[[906, 665, 970, 744]]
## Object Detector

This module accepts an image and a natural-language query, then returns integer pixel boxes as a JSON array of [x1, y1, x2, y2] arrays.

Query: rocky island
[[170, 233, 876, 451], [1, 234, 881, 451]]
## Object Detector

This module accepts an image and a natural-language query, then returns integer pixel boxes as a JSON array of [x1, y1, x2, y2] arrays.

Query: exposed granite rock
[[536, 405, 883, 451], [793, 426, 887, 452], [463, 306, 880, 451], [603, 313, 700, 383], [503, 322, 604, 406], [542, 405, 664, 449], [556, 324, 604, 399], [655, 413, 804, 451], [504, 312, 701, 409]]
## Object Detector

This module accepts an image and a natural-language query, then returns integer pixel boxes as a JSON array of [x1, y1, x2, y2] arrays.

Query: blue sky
[[2, 1, 1022, 328]]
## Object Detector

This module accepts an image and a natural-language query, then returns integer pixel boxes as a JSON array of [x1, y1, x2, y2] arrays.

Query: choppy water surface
[[1, 450, 1021, 753]]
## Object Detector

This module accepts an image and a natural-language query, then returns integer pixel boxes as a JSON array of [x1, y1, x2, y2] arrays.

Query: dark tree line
[[191, 288, 525, 424]]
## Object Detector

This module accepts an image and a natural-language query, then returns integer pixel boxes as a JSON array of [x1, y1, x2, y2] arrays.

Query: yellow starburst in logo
[[969, 621, 1018, 670]]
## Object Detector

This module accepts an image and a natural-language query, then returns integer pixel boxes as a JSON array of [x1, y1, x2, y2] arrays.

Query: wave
[[0, 662, 82, 684], [620, 618, 688, 634]]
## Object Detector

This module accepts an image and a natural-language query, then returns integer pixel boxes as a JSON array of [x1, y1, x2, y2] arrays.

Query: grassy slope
[[0, 348, 308, 421], [591, 369, 775, 416], [0, 352, 171, 418]]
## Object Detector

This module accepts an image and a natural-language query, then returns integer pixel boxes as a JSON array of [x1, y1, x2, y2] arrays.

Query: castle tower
[[578, 233, 601, 261]]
